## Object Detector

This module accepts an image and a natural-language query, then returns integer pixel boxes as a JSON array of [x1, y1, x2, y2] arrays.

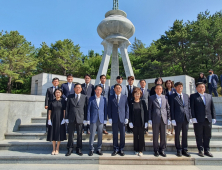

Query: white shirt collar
[[68, 82, 72, 85], [198, 92, 205, 97], [95, 95, 101, 99], [176, 92, 183, 96], [156, 94, 162, 98], [115, 93, 121, 98]]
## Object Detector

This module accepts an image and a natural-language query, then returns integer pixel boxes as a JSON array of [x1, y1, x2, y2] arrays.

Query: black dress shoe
[[159, 151, 166, 157], [198, 151, 204, 157], [176, 150, 182, 157], [65, 148, 73, 156], [182, 150, 191, 157], [88, 151, 93, 156], [76, 150, 83, 156], [204, 151, 213, 157], [119, 151, 125, 156], [111, 151, 118, 156], [154, 151, 159, 157], [96, 150, 103, 155]]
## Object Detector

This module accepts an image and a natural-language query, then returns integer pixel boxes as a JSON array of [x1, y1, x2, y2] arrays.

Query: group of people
[[45, 73, 216, 158]]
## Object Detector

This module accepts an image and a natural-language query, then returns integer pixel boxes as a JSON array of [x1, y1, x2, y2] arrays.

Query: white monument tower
[[95, 0, 136, 86]]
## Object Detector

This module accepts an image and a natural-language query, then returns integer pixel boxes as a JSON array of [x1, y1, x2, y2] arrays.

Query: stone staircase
[[0, 111, 222, 165]]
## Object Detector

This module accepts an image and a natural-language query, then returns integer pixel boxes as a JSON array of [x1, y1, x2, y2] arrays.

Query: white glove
[[171, 120, 176, 126], [65, 98, 67, 101], [148, 120, 152, 125], [125, 119, 128, 124], [167, 119, 171, 125], [104, 120, 107, 124], [87, 121, 90, 125], [189, 119, 193, 124], [192, 118, 198, 123], [109, 119, 112, 124], [212, 119, 216, 124], [61, 119, 65, 125], [83, 120, 87, 126], [65, 119, 69, 124], [129, 122, 133, 128], [48, 120, 52, 126], [145, 122, 148, 128]]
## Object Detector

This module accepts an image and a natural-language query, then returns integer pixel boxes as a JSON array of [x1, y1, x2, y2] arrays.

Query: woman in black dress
[[150, 77, 166, 96], [47, 88, 66, 155], [129, 87, 148, 156], [197, 72, 207, 84]]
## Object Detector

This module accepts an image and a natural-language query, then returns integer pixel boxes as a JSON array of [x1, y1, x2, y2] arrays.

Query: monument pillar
[[110, 44, 119, 86]]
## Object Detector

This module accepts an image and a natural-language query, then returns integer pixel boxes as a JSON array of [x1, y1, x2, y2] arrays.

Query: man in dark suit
[[81, 74, 95, 134], [44, 77, 59, 132], [126, 76, 136, 133], [108, 84, 129, 156], [110, 76, 128, 97], [61, 74, 75, 101], [148, 85, 171, 157], [99, 74, 110, 134], [191, 82, 216, 157], [140, 79, 150, 134], [207, 69, 219, 97], [169, 82, 192, 157], [65, 83, 88, 156], [87, 85, 107, 156]]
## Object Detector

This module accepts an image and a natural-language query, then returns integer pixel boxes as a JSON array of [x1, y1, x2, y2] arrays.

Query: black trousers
[[152, 118, 166, 152], [174, 119, 189, 151], [133, 126, 144, 152], [67, 121, 83, 152], [83, 124, 90, 132], [194, 118, 212, 152]]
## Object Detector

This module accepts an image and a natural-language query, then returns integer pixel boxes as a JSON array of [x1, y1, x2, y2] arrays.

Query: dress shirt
[[95, 95, 101, 107], [156, 94, 162, 107], [53, 86, 58, 92], [198, 93, 206, 105], [75, 93, 81, 102], [68, 82, 72, 91], [176, 92, 184, 105], [101, 84, 105, 89], [141, 88, 145, 94], [209, 74, 212, 83], [129, 85, 133, 93], [115, 93, 121, 103]]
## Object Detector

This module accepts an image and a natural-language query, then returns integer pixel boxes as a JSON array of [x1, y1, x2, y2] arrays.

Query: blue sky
[[0, 0, 221, 55]]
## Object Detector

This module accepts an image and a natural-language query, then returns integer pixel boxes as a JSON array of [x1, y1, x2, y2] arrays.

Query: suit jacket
[[148, 95, 170, 124], [207, 74, 219, 88], [165, 88, 176, 98], [108, 94, 129, 124], [129, 100, 148, 127], [61, 83, 75, 100], [110, 84, 128, 97], [169, 93, 191, 123], [190, 92, 216, 123], [140, 88, 150, 109], [65, 94, 88, 123], [87, 96, 107, 124], [100, 84, 110, 105], [45, 87, 56, 106], [127, 85, 136, 103], [81, 83, 95, 100]]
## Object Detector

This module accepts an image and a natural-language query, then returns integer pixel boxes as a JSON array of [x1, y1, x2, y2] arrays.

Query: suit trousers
[[133, 126, 144, 152], [152, 118, 167, 152], [112, 120, 125, 152], [174, 119, 189, 151], [208, 83, 218, 97], [194, 118, 212, 152], [89, 118, 104, 151], [67, 121, 83, 152]]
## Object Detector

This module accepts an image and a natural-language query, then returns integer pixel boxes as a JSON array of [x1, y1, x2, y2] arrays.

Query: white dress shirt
[[68, 82, 72, 91], [176, 92, 184, 105], [156, 94, 162, 107], [198, 93, 206, 105], [75, 93, 81, 102], [53, 86, 58, 92], [209, 74, 213, 83], [129, 85, 133, 93], [95, 95, 101, 107], [115, 93, 121, 103], [101, 84, 105, 89]]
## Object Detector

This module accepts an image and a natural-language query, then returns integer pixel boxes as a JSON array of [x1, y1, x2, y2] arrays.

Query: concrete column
[[119, 40, 135, 82], [95, 40, 113, 85], [110, 44, 119, 86]]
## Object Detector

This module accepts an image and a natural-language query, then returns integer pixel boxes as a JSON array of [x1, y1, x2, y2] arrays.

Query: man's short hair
[[128, 76, 134, 80], [66, 74, 73, 78], [155, 84, 163, 89], [174, 82, 183, 87], [100, 74, 106, 79], [140, 79, 146, 83], [52, 77, 59, 82], [74, 83, 82, 88], [85, 74, 91, 78], [114, 83, 122, 88], [116, 76, 123, 80], [95, 84, 102, 90], [196, 82, 205, 87]]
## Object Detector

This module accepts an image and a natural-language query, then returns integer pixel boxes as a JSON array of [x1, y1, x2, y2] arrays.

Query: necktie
[[141, 88, 144, 95], [117, 95, 119, 104], [86, 84, 88, 92], [179, 95, 183, 105]]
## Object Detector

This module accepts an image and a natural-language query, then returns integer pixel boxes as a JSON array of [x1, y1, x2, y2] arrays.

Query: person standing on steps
[[65, 83, 88, 157], [207, 69, 219, 97], [47, 88, 66, 155]]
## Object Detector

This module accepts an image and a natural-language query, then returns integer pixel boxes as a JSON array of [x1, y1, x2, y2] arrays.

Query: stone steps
[[4, 131, 222, 141], [0, 140, 222, 153], [0, 150, 222, 165]]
